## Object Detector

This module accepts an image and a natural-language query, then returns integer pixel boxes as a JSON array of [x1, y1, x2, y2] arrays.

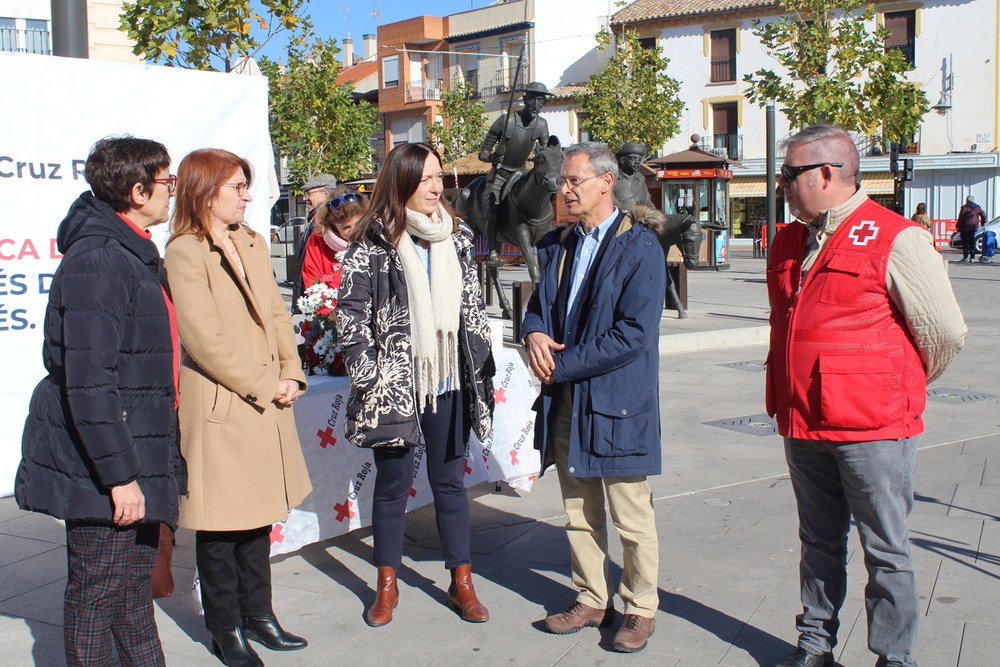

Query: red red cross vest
[[765, 198, 926, 441]]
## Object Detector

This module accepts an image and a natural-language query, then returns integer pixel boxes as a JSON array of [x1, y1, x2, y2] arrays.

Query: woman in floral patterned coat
[[337, 142, 495, 628]]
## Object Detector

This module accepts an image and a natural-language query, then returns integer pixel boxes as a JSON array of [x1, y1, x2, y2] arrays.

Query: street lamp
[[931, 54, 954, 115]]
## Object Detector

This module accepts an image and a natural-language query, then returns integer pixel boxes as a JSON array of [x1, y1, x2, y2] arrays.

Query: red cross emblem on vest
[[848, 220, 879, 246]]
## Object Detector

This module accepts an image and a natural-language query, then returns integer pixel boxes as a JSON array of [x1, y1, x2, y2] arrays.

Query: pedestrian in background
[[298, 184, 365, 288], [767, 124, 966, 667], [521, 142, 666, 653], [16, 136, 186, 667], [910, 202, 931, 230], [165, 149, 312, 667], [956, 195, 986, 262], [291, 174, 339, 311], [337, 142, 496, 628]]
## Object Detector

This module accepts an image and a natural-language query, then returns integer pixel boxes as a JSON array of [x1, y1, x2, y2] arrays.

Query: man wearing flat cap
[[478, 81, 554, 266], [292, 174, 339, 311], [613, 143, 654, 212]]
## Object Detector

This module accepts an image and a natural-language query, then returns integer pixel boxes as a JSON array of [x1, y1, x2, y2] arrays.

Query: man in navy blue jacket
[[521, 142, 666, 653]]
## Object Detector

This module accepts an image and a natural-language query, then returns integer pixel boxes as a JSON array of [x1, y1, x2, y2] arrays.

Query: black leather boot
[[242, 614, 308, 651], [210, 627, 264, 667]]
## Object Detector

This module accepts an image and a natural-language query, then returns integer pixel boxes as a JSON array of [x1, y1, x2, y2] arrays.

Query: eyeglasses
[[555, 174, 605, 189], [328, 193, 361, 209], [152, 175, 177, 194], [221, 181, 250, 196], [780, 163, 844, 183]]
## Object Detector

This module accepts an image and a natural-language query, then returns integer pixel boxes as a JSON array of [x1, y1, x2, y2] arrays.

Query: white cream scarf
[[396, 204, 463, 411]]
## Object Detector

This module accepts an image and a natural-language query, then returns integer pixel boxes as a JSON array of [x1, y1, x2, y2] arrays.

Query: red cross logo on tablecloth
[[528, 475, 536, 482], [464, 459, 473, 476], [317, 426, 338, 449], [494, 387, 507, 404], [269, 524, 284, 545], [333, 500, 355, 522], [409, 486, 417, 497], [848, 220, 879, 246], [510, 450, 519, 466]]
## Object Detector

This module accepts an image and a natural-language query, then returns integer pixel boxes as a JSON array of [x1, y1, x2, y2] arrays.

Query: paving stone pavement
[[1, 250, 997, 666]]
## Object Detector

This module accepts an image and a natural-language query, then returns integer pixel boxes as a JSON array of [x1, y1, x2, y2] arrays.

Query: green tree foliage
[[579, 30, 684, 153], [259, 33, 379, 186], [428, 83, 489, 163], [743, 0, 929, 144], [120, 0, 306, 72]]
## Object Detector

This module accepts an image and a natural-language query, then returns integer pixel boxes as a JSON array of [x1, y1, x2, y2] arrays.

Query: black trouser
[[196, 526, 272, 632], [371, 390, 472, 570], [961, 229, 977, 259]]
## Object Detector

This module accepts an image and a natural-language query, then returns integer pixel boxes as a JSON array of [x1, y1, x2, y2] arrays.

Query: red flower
[[317, 306, 334, 317]]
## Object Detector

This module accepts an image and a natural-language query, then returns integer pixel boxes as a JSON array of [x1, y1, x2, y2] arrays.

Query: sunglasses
[[328, 193, 361, 209], [780, 163, 844, 183]]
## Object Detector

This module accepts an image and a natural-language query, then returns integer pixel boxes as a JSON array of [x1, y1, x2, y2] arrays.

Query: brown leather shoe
[[544, 601, 615, 634], [447, 564, 489, 622], [364, 566, 398, 627], [612, 614, 655, 653]]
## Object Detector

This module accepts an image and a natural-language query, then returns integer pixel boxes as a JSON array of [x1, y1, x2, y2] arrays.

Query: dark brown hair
[[169, 149, 253, 242], [352, 142, 456, 245], [315, 184, 368, 233], [85, 136, 171, 213]]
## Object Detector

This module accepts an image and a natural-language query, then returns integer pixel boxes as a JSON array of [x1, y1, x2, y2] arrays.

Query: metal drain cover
[[703, 413, 778, 436], [927, 387, 997, 404], [715, 359, 767, 372]]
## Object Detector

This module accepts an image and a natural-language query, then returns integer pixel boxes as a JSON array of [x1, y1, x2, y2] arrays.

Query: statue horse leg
[[489, 263, 513, 319], [665, 258, 688, 319]]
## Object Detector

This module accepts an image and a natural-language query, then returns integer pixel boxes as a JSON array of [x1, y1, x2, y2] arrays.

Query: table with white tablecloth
[[269, 345, 540, 556]]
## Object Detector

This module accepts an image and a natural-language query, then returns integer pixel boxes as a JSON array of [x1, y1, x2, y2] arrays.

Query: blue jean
[[784, 437, 919, 667]]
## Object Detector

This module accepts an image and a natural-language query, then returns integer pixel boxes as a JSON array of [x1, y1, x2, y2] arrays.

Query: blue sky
[[257, 0, 481, 62]]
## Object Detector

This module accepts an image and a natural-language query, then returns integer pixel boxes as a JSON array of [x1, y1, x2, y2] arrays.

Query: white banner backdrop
[[0, 52, 277, 497], [271, 344, 541, 557]]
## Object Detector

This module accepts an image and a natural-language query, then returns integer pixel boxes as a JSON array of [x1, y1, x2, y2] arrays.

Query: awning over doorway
[[727, 172, 895, 197], [860, 172, 894, 193], [729, 176, 768, 197]]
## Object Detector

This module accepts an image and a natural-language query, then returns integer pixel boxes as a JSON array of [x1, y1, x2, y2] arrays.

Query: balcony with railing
[[702, 134, 743, 161], [406, 79, 444, 103], [885, 37, 915, 67], [710, 55, 736, 83], [0, 27, 51, 55]]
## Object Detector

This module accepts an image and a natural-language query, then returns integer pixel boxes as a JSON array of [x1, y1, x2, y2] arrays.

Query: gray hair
[[780, 124, 859, 184], [564, 142, 618, 182]]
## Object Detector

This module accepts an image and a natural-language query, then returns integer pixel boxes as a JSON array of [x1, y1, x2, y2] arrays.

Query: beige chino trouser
[[550, 383, 660, 617]]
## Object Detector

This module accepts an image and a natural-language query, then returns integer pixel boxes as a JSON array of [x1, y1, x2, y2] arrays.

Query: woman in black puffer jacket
[[15, 136, 186, 667]]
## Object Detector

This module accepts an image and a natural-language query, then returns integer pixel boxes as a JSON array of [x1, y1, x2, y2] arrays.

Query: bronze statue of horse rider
[[478, 81, 554, 267]]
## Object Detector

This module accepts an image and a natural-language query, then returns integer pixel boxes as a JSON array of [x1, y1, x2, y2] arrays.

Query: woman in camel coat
[[165, 148, 311, 667]]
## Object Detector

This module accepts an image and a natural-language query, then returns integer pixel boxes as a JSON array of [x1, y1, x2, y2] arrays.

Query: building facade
[[2, 1, 141, 62], [612, 0, 1000, 241]]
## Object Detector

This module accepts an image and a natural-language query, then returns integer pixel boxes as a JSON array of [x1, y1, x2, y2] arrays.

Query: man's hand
[[524, 332, 565, 385], [111, 481, 144, 526]]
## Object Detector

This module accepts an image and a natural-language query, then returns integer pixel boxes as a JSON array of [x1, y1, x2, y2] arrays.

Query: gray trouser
[[784, 436, 919, 667]]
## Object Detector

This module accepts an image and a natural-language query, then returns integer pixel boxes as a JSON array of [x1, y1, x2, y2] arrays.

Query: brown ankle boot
[[446, 564, 489, 622], [365, 566, 398, 627]]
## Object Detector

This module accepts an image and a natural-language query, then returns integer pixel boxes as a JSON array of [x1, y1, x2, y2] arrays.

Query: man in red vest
[[766, 125, 966, 667]]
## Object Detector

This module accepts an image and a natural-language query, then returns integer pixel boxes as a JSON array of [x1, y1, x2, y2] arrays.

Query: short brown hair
[[169, 149, 253, 242], [315, 185, 368, 233], [85, 136, 171, 213]]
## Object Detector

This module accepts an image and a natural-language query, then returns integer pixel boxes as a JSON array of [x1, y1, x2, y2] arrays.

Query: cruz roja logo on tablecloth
[[848, 220, 879, 246]]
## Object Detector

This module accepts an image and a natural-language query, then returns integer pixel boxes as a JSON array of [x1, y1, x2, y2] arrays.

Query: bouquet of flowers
[[297, 264, 346, 376]]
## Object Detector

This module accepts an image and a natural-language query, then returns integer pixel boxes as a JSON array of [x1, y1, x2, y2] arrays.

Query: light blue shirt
[[564, 208, 619, 344]]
